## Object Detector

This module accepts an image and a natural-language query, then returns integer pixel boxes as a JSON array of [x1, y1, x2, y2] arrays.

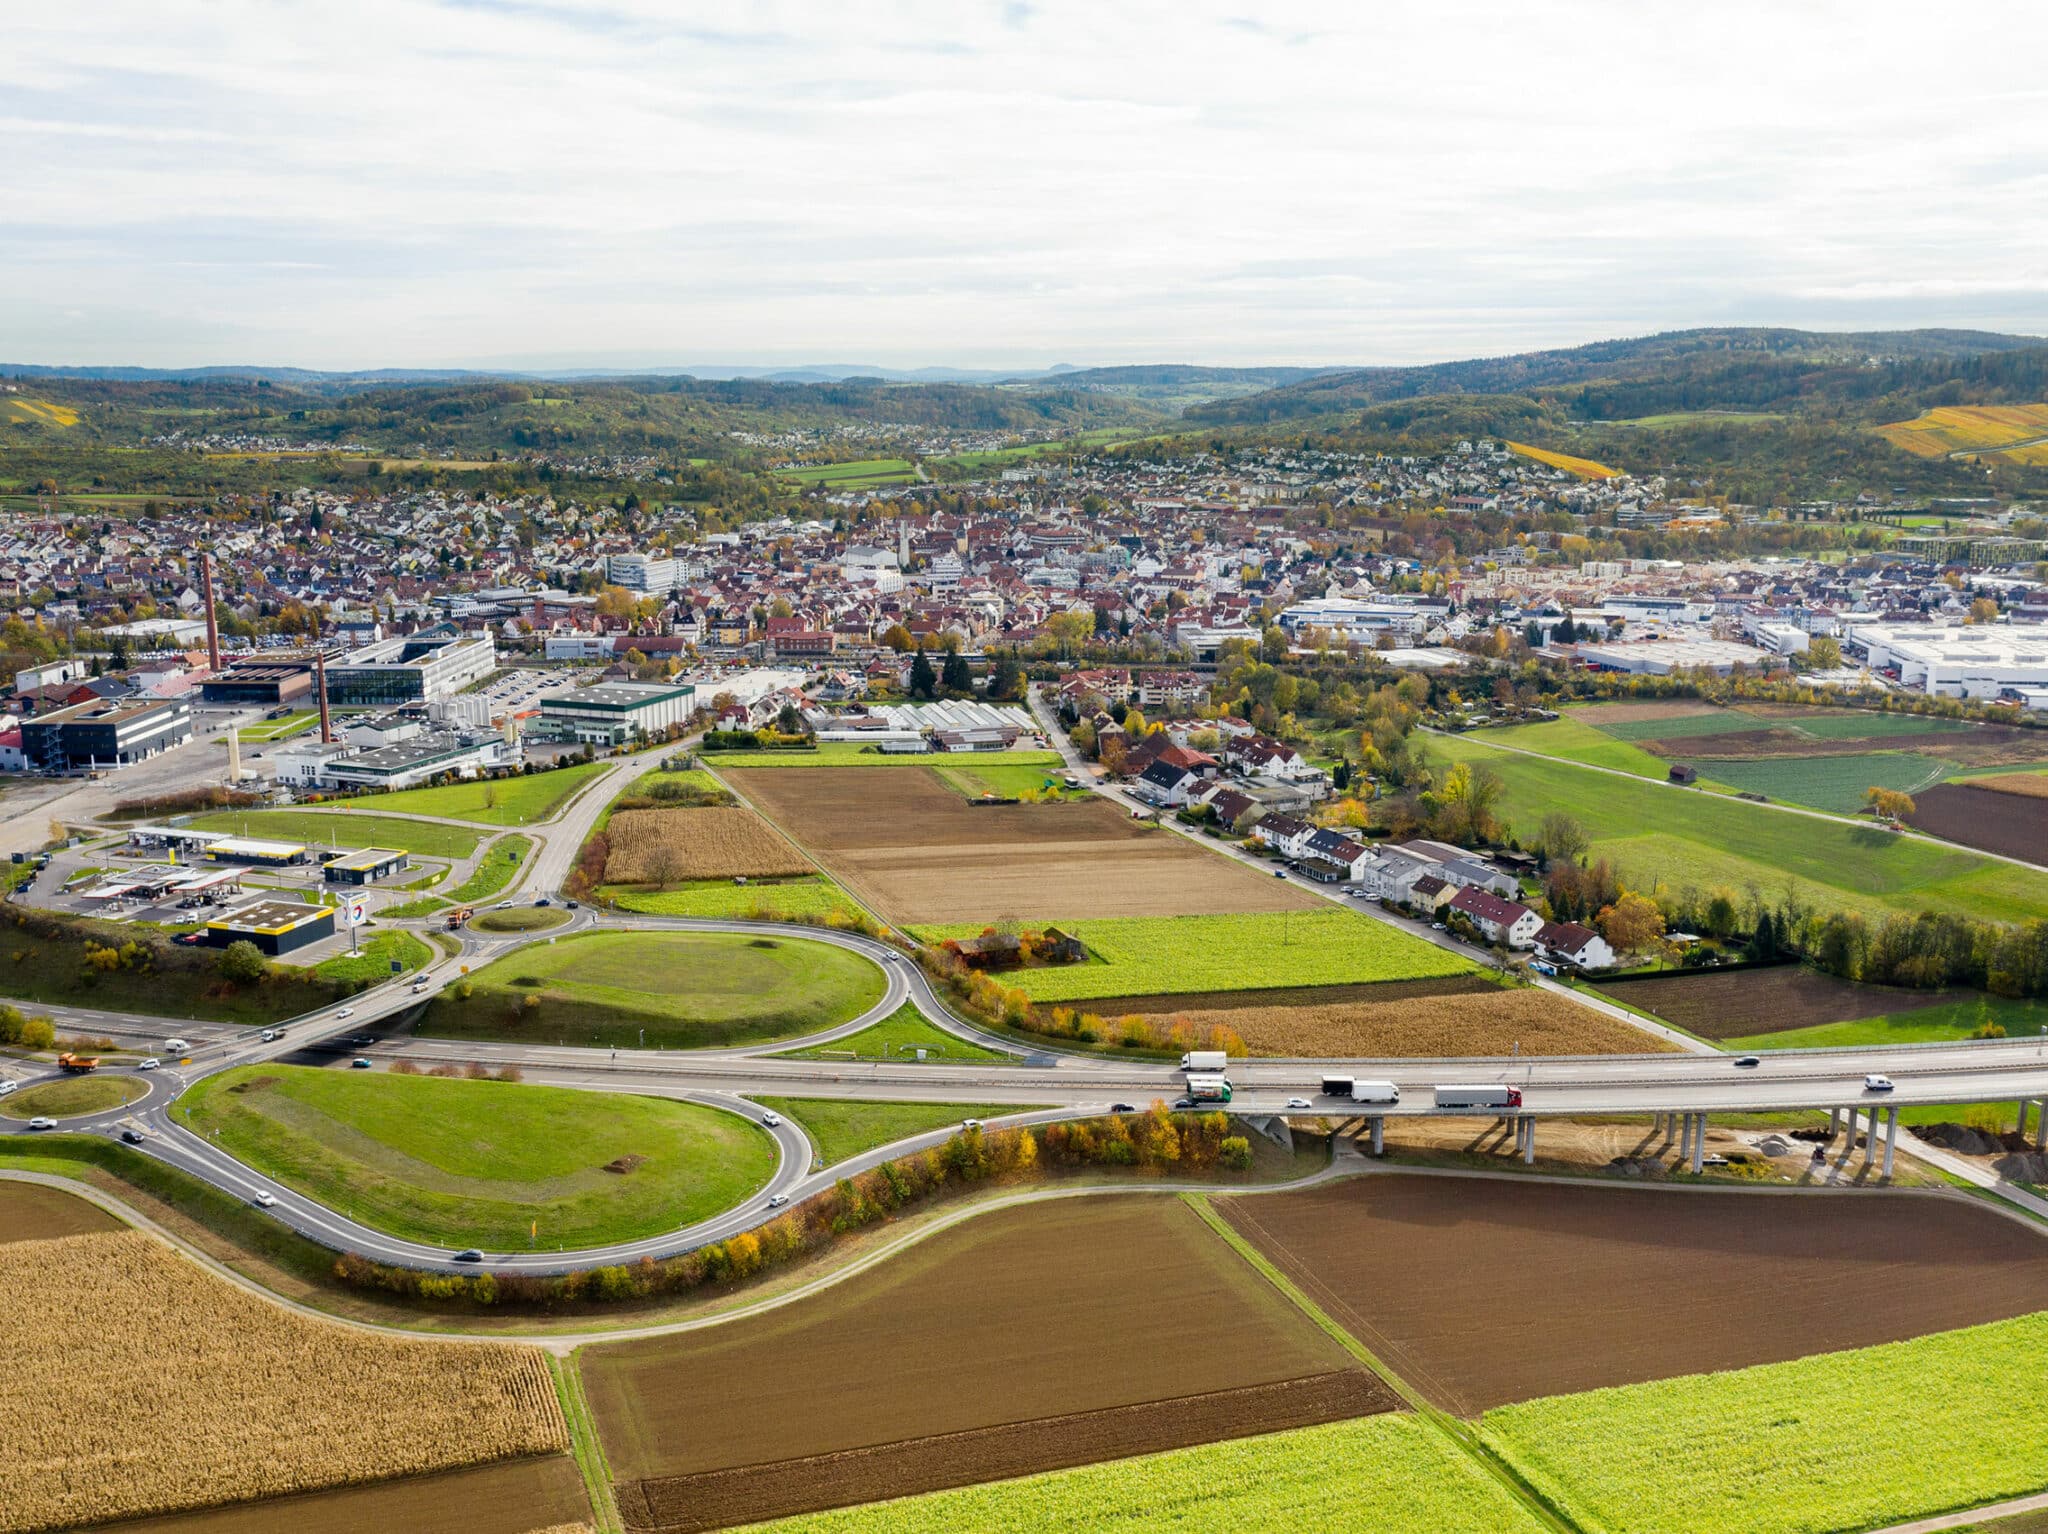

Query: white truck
[[1184, 1074, 1234, 1103], [1350, 1080, 1401, 1105], [1180, 1050, 1230, 1073], [1433, 1084, 1523, 1110]]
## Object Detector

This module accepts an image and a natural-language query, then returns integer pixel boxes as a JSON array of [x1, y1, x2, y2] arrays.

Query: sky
[[7, 0, 2048, 371]]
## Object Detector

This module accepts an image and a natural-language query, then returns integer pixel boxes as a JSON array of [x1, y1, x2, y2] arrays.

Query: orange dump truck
[[56, 1052, 100, 1073]]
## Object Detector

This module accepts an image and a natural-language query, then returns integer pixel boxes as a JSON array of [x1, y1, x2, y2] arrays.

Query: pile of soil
[[1995, 1152, 2048, 1183], [1910, 1122, 2009, 1156], [603, 1154, 648, 1175]]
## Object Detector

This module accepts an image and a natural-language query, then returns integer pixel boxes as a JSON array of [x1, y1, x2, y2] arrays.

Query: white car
[[767, 1192, 790, 1208], [960, 1118, 984, 1130], [760, 1112, 782, 1127], [163, 1039, 190, 1054], [137, 1058, 160, 1071], [334, 1008, 354, 1020], [0, 1079, 17, 1097], [1286, 1096, 1311, 1110], [260, 1029, 283, 1043], [28, 1116, 57, 1130], [1864, 1074, 1895, 1093], [252, 1191, 277, 1208]]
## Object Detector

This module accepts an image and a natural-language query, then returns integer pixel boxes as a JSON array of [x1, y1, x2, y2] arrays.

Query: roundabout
[[0, 1072, 150, 1121]]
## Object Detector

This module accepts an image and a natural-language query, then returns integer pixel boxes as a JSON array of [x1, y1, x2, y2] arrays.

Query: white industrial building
[[270, 726, 521, 791], [1574, 638, 1782, 676], [537, 680, 696, 744], [607, 553, 678, 593], [1845, 623, 2048, 700]]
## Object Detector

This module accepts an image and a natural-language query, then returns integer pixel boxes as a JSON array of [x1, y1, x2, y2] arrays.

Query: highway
[[7, 714, 2048, 1273]]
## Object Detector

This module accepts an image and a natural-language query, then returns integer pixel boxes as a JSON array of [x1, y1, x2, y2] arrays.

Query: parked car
[[137, 1058, 159, 1071], [1864, 1074, 1895, 1093]]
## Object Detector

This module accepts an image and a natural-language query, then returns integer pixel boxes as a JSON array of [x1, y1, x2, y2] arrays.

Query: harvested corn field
[[79, 1458, 591, 1534], [1597, 965, 1955, 1039], [3, 1230, 566, 1533], [1119, 984, 1675, 1057], [603, 805, 813, 884], [581, 1195, 1383, 1531], [728, 765, 1316, 925]]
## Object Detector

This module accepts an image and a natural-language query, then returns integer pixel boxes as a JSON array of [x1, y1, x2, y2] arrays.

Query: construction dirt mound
[[1995, 1152, 2048, 1183], [1912, 1122, 2030, 1157]]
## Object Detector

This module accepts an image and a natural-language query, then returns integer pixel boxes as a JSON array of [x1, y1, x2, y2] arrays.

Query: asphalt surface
[[7, 707, 2048, 1273]]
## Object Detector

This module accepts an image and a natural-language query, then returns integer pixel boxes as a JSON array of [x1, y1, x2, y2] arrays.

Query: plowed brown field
[[1221, 1175, 2048, 1414], [621, 1372, 1394, 1532], [603, 805, 812, 884], [1598, 966, 1956, 1038], [80, 1456, 590, 1534], [0, 1181, 123, 1243], [1909, 781, 2048, 862], [582, 1196, 1362, 1529], [726, 766, 1316, 924], [1140, 987, 1676, 1058]]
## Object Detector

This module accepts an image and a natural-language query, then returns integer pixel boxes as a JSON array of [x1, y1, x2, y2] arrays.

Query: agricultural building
[[321, 847, 409, 884], [203, 897, 336, 956], [20, 695, 193, 772], [537, 680, 696, 744], [325, 632, 496, 706]]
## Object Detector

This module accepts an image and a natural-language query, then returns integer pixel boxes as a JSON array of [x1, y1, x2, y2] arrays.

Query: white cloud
[[3, 0, 2047, 367]]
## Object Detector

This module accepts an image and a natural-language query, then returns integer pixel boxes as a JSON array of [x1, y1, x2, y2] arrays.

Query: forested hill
[[1183, 328, 2048, 425]]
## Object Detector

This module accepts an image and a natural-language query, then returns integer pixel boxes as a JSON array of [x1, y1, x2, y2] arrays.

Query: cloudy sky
[[8, 1, 2048, 371]]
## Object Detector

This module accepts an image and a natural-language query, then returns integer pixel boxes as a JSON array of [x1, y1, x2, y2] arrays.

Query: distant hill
[[1184, 328, 2048, 425]]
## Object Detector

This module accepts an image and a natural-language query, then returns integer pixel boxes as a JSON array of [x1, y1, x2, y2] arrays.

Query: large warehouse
[[200, 662, 314, 707], [1844, 622, 2048, 700], [20, 695, 194, 771], [325, 632, 496, 706], [537, 680, 696, 744]]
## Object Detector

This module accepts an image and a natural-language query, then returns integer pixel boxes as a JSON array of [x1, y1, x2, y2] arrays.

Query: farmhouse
[[1447, 885, 1543, 948]]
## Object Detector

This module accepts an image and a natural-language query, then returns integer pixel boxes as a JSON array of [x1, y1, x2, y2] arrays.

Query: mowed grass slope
[[916, 910, 1475, 1002], [354, 763, 610, 826], [418, 930, 886, 1048], [186, 809, 481, 859], [1485, 1310, 2048, 1534], [1432, 733, 2048, 921], [750, 1413, 1545, 1534], [180, 1064, 777, 1249], [608, 875, 868, 923], [777, 1001, 1014, 1063], [754, 1096, 1030, 1166]]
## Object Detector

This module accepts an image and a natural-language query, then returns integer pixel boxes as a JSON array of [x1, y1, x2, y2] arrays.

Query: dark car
[[1172, 1096, 1195, 1110], [1733, 1055, 1761, 1068], [453, 1249, 485, 1263], [1109, 1102, 1136, 1113], [120, 1128, 146, 1144]]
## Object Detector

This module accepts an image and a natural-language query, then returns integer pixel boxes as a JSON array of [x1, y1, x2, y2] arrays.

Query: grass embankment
[[0, 1074, 147, 1119], [311, 930, 433, 987], [1431, 732, 2048, 923], [914, 910, 1475, 1003], [417, 930, 886, 1050], [180, 1065, 777, 1250], [777, 1002, 1013, 1063], [185, 809, 483, 859], [701, 745, 1062, 771], [745, 1412, 1542, 1533], [356, 762, 610, 826], [753, 1097, 1031, 1167], [1725, 993, 2048, 1051], [1484, 1310, 2048, 1534], [606, 875, 867, 923], [0, 916, 337, 1024], [446, 833, 531, 904]]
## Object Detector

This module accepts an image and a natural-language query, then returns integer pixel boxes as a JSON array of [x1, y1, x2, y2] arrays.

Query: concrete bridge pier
[[1369, 1116, 1384, 1156], [1829, 1106, 1842, 1140], [1839, 1107, 1858, 1162], [1674, 1112, 1690, 1165], [1863, 1112, 1878, 1166], [2035, 1100, 2046, 1153], [1884, 1107, 1900, 1178], [1519, 1116, 1536, 1164], [1689, 1113, 1706, 1175]]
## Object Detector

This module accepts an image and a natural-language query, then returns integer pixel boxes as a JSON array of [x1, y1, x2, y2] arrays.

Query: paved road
[[10, 715, 2048, 1273]]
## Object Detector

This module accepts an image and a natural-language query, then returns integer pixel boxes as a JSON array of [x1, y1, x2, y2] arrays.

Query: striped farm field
[[0, 397, 81, 428], [1505, 441, 1620, 478], [913, 910, 1476, 1002], [1876, 403, 2048, 457]]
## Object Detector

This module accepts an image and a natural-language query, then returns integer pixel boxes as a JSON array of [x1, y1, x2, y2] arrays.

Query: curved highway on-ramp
[[9, 732, 2048, 1272]]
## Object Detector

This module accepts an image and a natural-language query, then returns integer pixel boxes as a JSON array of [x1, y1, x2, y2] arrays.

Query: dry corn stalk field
[[603, 806, 813, 884], [1127, 987, 1676, 1058], [3, 1231, 566, 1534]]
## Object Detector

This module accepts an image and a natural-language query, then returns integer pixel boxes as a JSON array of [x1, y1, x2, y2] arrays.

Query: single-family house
[[1249, 813, 1316, 859], [1131, 759, 1202, 809], [1533, 921, 1617, 971], [1302, 827, 1373, 882], [1407, 873, 1456, 913]]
